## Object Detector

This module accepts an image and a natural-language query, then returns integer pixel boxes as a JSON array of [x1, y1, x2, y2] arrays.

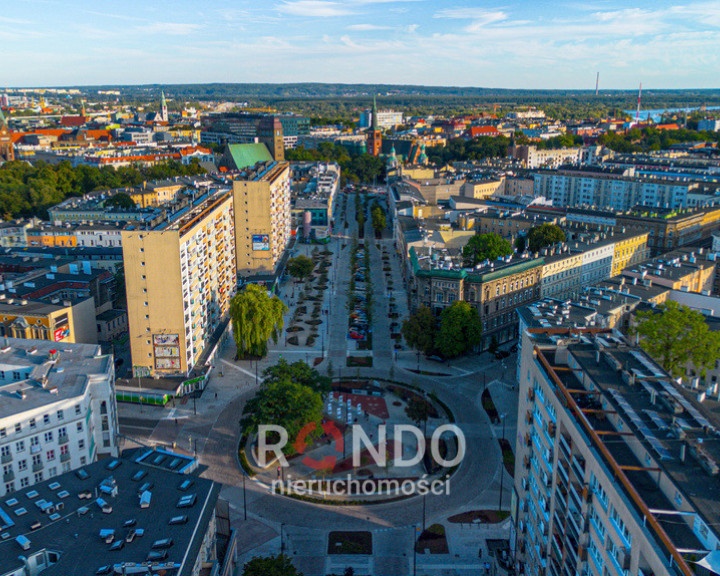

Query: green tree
[[514, 236, 526, 253], [230, 284, 288, 358], [405, 397, 430, 427], [262, 358, 330, 394], [633, 301, 720, 379], [242, 554, 303, 576], [488, 336, 499, 354], [286, 255, 315, 280], [462, 233, 513, 266], [104, 192, 135, 210], [527, 224, 566, 253], [371, 204, 387, 234], [402, 306, 438, 355], [241, 376, 323, 452], [436, 301, 482, 358]]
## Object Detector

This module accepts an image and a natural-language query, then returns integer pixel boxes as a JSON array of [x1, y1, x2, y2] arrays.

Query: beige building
[[462, 178, 504, 199], [232, 162, 291, 276], [122, 190, 237, 377]]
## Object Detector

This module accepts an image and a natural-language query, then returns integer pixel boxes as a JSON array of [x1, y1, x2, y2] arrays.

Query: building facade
[[232, 162, 291, 277], [0, 338, 118, 497], [123, 190, 237, 377]]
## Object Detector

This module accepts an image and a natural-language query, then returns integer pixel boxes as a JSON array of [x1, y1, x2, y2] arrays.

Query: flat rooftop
[[0, 449, 220, 576], [0, 338, 111, 420], [536, 334, 720, 555]]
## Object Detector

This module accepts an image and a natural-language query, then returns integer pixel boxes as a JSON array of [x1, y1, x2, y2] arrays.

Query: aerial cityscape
[[1, 2, 720, 576]]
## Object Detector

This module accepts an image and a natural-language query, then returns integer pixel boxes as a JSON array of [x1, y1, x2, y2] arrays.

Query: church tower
[[160, 91, 168, 122], [0, 108, 14, 163], [367, 95, 382, 156]]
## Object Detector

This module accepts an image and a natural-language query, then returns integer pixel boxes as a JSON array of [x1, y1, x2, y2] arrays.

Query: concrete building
[[0, 338, 118, 497], [359, 108, 404, 130], [122, 190, 237, 378], [291, 162, 340, 242], [514, 328, 720, 576], [510, 145, 583, 169], [534, 167, 700, 211], [0, 449, 234, 576], [232, 161, 291, 277]]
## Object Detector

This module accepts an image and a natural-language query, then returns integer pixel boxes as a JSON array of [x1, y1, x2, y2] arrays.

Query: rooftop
[[0, 338, 111, 420], [0, 449, 220, 576], [535, 334, 720, 558]]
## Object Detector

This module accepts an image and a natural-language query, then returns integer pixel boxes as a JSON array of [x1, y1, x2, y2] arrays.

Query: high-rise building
[[232, 161, 291, 277], [514, 328, 719, 576], [367, 96, 382, 157], [122, 190, 237, 377], [0, 338, 118, 497], [258, 117, 285, 162]]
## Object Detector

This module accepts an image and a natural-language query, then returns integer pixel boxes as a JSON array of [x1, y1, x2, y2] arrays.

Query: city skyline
[[2, 0, 720, 89]]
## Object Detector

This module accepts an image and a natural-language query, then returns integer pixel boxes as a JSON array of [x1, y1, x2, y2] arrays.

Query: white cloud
[[277, 1, 357, 17], [346, 23, 391, 30], [137, 22, 202, 35]]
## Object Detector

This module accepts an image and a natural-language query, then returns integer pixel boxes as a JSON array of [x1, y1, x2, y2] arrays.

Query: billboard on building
[[153, 333, 181, 370], [153, 334, 179, 346], [252, 234, 270, 251], [54, 326, 70, 341]]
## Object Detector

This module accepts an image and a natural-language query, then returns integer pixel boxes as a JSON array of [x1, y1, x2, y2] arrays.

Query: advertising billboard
[[54, 326, 70, 342], [153, 334, 179, 346], [252, 234, 270, 251]]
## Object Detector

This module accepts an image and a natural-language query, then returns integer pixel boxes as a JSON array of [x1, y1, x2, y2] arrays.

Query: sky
[[1, 0, 719, 89]]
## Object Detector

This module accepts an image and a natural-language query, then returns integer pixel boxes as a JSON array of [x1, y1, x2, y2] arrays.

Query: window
[[18, 459, 27, 471], [33, 472, 43, 483], [0, 428, 5, 438], [78, 439, 85, 450], [30, 437, 39, 448], [76, 422, 83, 433], [29, 418, 36, 429], [1, 446, 9, 458], [80, 456, 87, 465], [15, 440, 24, 452], [14, 423, 21, 433], [44, 431, 53, 443], [60, 445, 68, 456], [43, 414, 50, 425], [20, 477, 29, 488], [46, 450, 55, 461], [57, 410, 63, 421], [75, 405, 81, 416], [32, 454, 42, 466]]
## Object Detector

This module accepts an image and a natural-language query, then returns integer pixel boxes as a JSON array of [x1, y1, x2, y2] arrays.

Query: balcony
[[60, 452, 71, 463], [3, 471, 14, 482], [1, 452, 12, 464], [58, 434, 69, 445], [32, 461, 44, 472]]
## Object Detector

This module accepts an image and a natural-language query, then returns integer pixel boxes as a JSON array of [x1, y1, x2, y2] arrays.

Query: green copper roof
[[226, 143, 273, 170]]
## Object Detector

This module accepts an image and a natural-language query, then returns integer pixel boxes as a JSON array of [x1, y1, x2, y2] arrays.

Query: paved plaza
[[117, 191, 520, 576]]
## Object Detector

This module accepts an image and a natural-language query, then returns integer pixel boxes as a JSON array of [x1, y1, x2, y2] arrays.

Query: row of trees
[[598, 127, 720, 153], [402, 303, 482, 359], [426, 136, 511, 165], [463, 225, 566, 266], [286, 143, 385, 185], [371, 202, 387, 235], [0, 159, 205, 219]]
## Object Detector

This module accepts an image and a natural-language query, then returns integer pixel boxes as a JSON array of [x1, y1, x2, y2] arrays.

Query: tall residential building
[[232, 161, 291, 277], [122, 190, 237, 377], [514, 329, 719, 576], [0, 338, 118, 497], [534, 167, 698, 211]]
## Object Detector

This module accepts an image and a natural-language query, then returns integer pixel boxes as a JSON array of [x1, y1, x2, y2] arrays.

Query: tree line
[[286, 143, 385, 185], [0, 160, 205, 220]]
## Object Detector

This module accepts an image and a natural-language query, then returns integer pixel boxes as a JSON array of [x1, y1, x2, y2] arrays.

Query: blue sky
[[1, 0, 719, 89]]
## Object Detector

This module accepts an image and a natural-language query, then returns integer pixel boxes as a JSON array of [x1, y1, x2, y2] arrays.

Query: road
[[117, 189, 519, 575]]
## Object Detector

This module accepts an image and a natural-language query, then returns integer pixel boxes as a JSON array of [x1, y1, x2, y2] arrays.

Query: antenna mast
[[636, 83, 642, 123]]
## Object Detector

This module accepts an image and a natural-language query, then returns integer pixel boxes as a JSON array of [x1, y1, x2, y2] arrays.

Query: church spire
[[371, 94, 378, 131], [160, 91, 168, 122]]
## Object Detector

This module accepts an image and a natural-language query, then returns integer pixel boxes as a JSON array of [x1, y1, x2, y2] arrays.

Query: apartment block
[[534, 167, 698, 211], [0, 338, 118, 498], [232, 161, 291, 277], [122, 190, 236, 378], [514, 329, 719, 576]]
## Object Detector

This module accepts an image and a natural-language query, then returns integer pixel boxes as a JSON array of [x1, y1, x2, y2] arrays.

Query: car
[[426, 354, 446, 363], [349, 331, 364, 340]]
